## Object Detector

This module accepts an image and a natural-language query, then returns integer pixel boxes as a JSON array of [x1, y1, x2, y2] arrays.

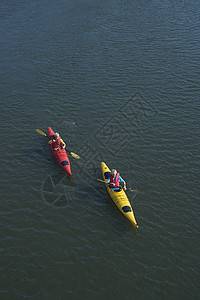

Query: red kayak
[[47, 127, 72, 176]]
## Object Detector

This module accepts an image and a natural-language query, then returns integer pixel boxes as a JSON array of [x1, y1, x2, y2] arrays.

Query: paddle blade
[[130, 188, 137, 192], [97, 179, 107, 183], [70, 152, 80, 159], [36, 129, 47, 136]]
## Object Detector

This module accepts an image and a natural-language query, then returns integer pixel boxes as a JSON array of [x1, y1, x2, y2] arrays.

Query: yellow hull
[[101, 162, 138, 228]]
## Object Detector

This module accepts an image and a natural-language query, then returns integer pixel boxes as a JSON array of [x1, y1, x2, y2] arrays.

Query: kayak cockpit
[[61, 161, 69, 166], [122, 206, 132, 213], [104, 171, 111, 179]]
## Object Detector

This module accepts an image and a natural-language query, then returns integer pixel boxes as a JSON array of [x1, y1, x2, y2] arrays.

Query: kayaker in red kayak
[[48, 132, 66, 150], [107, 169, 127, 191]]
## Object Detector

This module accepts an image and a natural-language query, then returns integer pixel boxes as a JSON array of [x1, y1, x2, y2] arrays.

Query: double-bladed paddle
[[36, 128, 80, 159], [97, 178, 137, 192]]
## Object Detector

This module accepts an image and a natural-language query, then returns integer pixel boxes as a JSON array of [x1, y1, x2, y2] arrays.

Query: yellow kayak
[[101, 162, 138, 228]]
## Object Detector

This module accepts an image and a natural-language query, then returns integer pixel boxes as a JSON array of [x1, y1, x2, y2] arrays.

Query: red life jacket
[[52, 136, 61, 149], [109, 173, 120, 188]]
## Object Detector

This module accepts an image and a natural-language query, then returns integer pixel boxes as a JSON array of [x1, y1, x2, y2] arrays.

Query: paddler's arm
[[123, 180, 127, 191], [60, 138, 66, 148], [119, 176, 126, 191]]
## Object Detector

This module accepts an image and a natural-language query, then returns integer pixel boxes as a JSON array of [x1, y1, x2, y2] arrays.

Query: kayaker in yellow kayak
[[106, 169, 127, 191], [48, 132, 66, 151]]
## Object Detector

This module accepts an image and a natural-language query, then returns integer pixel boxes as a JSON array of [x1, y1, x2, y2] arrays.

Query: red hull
[[47, 127, 72, 176]]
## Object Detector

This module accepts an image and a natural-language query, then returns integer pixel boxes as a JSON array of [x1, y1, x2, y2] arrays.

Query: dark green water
[[1, 0, 199, 299]]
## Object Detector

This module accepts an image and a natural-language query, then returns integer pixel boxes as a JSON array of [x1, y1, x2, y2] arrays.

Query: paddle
[[97, 179, 108, 184], [97, 178, 125, 190], [36, 128, 47, 136], [97, 178, 137, 192], [36, 128, 80, 159]]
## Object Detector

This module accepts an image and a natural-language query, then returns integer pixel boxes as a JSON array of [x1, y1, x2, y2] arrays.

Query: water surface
[[1, 0, 199, 299]]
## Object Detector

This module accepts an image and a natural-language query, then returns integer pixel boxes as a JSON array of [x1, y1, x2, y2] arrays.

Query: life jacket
[[109, 173, 120, 188], [51, 136, 61, 149]]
